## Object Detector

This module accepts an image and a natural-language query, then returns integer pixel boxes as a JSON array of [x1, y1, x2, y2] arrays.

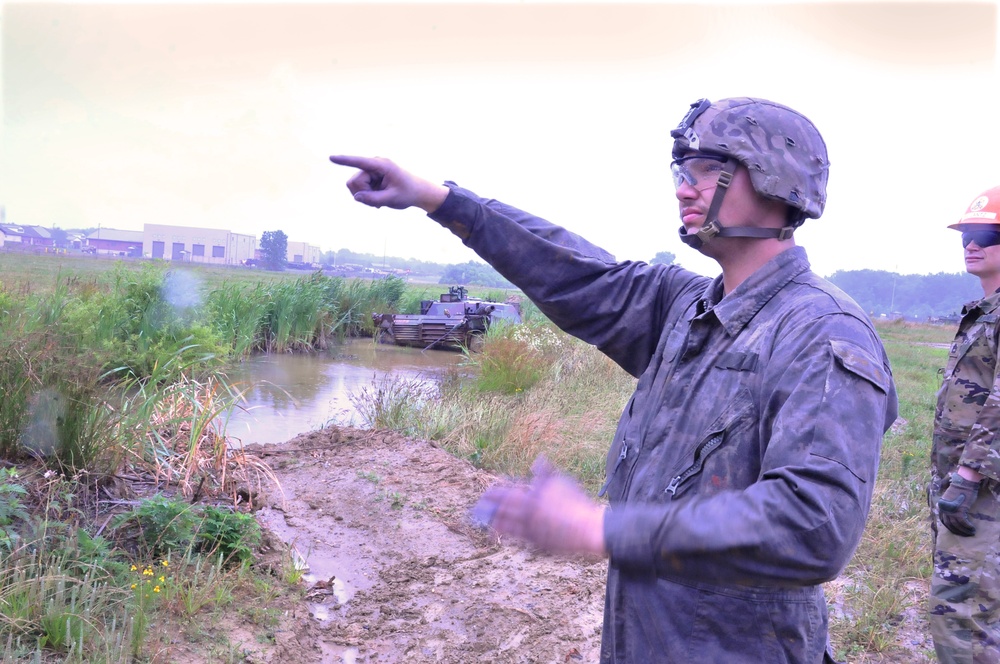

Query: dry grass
[[130, 374, 280, 508]]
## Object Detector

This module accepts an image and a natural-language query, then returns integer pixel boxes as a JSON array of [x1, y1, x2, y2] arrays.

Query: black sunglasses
[[962, 230, 1000, 249]]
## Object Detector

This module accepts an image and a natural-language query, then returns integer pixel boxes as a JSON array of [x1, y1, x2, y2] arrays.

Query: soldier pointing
[[330, 96, 898, 663]]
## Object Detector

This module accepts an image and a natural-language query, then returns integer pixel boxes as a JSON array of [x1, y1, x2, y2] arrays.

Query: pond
[[218, 338, 470, 446]]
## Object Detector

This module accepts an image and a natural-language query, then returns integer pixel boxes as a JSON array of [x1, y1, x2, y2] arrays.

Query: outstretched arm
[[328, 155, 449, 213]]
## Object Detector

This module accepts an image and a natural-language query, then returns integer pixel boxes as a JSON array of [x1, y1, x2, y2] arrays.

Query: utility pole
[[889, 265, 898, 316]]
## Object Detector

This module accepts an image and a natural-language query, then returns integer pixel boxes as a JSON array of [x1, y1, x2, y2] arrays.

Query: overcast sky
[[3, 1, 998, 277]]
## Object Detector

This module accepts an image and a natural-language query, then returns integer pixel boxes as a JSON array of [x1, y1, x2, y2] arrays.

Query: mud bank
[[247, 427, 606, 664]]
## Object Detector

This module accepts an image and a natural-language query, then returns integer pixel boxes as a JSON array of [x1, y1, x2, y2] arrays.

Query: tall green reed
[[262, 277, 329, 353], [206, 282, 270, 358]]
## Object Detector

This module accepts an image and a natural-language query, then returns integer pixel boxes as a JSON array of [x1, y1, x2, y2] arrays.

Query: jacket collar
[[962, 286, 1000, 317], [701, 246, 811, 336]]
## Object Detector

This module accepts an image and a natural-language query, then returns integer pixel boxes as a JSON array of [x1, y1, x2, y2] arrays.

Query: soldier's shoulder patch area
[[829, 338, 891, 394]]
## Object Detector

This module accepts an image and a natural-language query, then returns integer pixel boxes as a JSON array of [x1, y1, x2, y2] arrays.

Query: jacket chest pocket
[[947, 317, 998, 375], [664, 387, 758, 500]]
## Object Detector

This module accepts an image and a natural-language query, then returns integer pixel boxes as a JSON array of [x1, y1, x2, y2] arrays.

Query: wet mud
[[247, 426, 606, 664]]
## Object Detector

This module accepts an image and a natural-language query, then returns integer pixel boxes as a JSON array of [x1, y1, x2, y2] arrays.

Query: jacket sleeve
[[428, 183, 708, 377], [604, 313, 897, 585], [959, 329, 1000, 482]]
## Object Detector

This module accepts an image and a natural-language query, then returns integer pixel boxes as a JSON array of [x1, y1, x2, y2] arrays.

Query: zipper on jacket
[[598, 437, 627, 498], [664, 433, 724, 497]]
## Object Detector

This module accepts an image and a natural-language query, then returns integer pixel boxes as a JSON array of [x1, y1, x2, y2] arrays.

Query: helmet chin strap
[[678, 158, 797, 250]]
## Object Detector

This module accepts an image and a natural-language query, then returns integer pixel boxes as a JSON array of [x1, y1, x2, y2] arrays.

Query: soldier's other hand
[[471, 457, 606, 557], [328, 155, 449, 213], [938, 472, 981, 537]]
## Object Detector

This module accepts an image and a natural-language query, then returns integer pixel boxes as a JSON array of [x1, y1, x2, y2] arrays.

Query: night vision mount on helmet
[[670, 97, 830, 249]]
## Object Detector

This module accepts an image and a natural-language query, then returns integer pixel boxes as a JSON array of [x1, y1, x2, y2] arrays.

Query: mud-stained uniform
[[930, 289, 1000, 664], [429, 184, 898, 663]]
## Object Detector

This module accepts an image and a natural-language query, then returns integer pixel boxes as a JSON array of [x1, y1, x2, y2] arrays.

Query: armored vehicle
[[372, 286, 522, 352]]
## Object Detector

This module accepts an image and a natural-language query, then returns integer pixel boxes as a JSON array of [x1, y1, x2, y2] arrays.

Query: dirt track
[[246, 426, 606, 664]]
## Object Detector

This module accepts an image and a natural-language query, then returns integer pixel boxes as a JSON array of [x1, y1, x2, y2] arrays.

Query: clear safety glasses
[[670, 154, 728, 191], [962, 230, 1000, 249]]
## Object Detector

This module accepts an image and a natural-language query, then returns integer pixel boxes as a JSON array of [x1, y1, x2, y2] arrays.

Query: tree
[[650, 251, 676, 266], [259, 230, 288, 271], [49, 226, 70, 248], [827, 269, 980, 319]]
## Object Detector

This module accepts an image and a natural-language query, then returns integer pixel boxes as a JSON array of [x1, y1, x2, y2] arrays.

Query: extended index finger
[[328, 154, 382, 171]]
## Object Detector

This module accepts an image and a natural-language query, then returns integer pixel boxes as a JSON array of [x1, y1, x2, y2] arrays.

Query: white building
[[143, 224, 257, 265], [286, 240, 321, 264]]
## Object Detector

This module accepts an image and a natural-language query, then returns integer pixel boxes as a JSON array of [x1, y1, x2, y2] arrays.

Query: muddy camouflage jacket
[[429, 184, 898, 663], [933, 289, 1000, 483]]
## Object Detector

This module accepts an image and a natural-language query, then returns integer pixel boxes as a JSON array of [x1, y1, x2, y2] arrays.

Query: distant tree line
[[321, 247, 981, 319], [826, 270, 981, 320], [319, 248, 443, 276]]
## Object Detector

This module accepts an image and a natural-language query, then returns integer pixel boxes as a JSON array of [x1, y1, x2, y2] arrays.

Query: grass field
[[0, 250, 305, 296]]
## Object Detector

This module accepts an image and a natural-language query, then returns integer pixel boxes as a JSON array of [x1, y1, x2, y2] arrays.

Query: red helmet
[[948, 185, 1000, 231]]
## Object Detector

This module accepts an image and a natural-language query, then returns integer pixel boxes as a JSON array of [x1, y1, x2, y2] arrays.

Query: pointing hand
[[328, 155, 449, 213]]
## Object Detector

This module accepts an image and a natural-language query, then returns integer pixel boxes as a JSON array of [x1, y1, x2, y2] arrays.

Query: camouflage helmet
[[947, 185, 1000, 231], [671, 97, 830, 223]]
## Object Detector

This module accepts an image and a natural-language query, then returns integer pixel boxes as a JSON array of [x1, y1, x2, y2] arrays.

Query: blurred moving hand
[[472, 457, 607, 558]]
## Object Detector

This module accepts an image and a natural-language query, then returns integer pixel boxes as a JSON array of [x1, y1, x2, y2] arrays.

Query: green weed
[[0, 469, 30, 551], [356, 470, 381, 484], [348, 373, 438, 431], [110, 497, 261, 568]]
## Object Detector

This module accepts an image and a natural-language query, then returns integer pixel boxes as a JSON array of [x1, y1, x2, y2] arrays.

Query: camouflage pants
[[929, 478, 1000, 664]]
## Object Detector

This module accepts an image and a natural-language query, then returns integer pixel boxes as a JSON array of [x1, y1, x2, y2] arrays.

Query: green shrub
[[197, 506, 261, 566], [349, 374, 438, 431], [471, 322, 561, 394], [111, 497, 261, 568]]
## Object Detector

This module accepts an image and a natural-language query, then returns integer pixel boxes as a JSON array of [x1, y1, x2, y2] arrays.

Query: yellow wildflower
[[153, 586, 160, 593]]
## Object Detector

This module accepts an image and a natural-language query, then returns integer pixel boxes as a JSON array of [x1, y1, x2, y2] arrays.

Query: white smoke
[[162, 270, 203, 312], [19, 388, 65, 457]]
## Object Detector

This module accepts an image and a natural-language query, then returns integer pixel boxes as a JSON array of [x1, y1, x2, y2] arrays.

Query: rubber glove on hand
[[938, 472, 981, 537], [472, 457, 606, 557]]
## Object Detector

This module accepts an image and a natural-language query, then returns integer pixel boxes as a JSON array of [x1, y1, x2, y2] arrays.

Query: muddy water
[[219, 338, 468, 446], [229, 340, 471, 654]]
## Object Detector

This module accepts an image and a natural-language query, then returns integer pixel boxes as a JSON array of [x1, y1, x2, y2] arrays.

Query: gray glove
[[938, 472, 982, 537]]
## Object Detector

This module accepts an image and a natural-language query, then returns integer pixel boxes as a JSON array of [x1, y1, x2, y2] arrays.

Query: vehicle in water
[[372, 286, 522, 352]]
